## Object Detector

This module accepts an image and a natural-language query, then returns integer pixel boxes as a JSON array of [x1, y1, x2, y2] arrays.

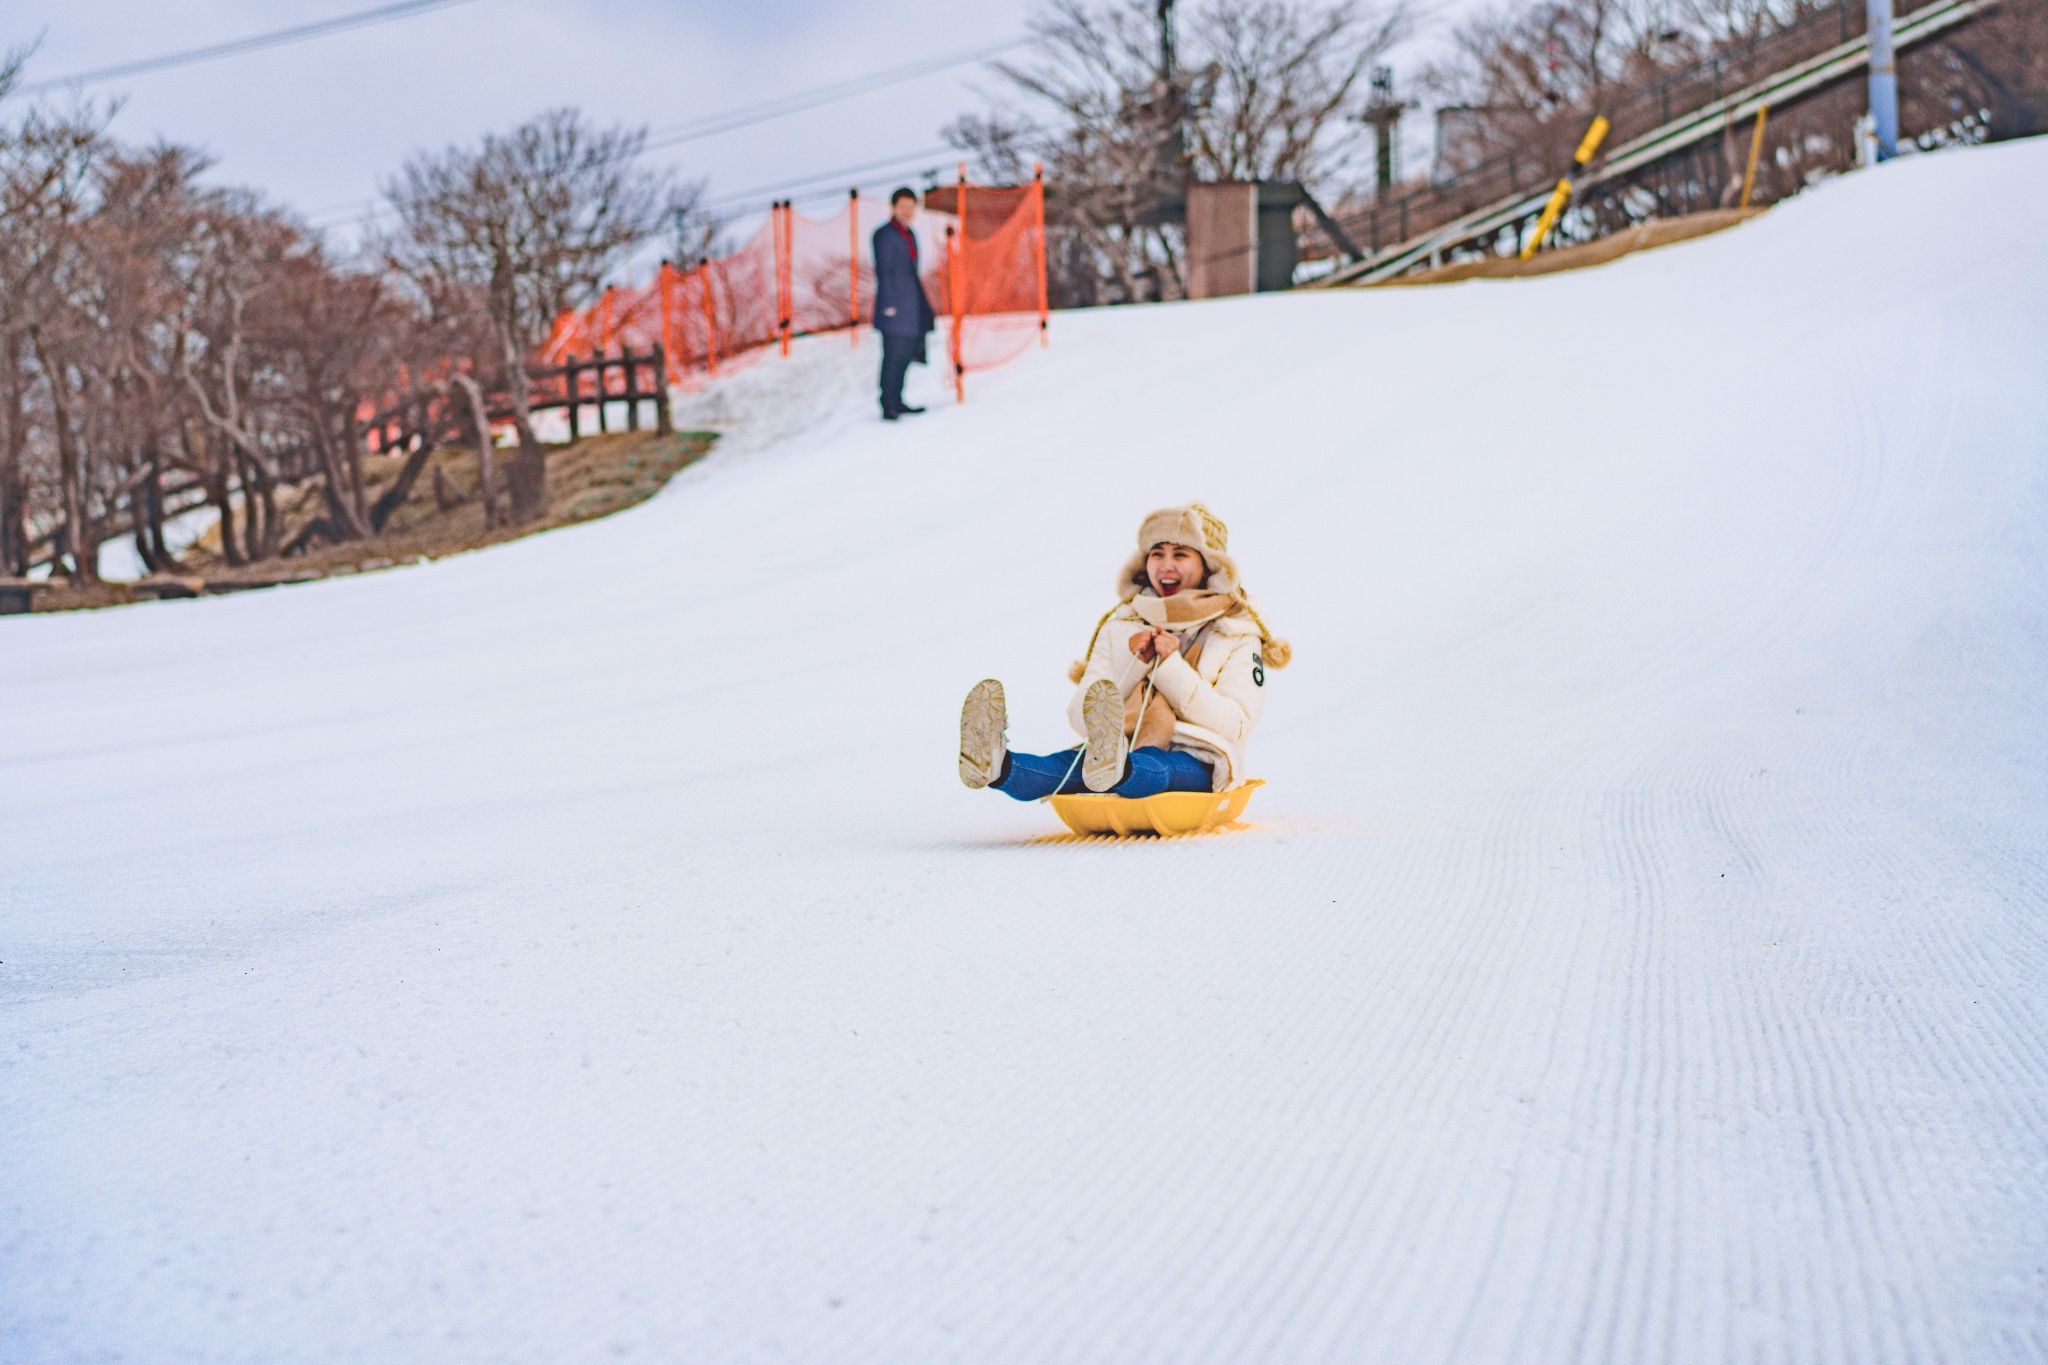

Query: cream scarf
[[1124, 589, 1238, 747], [1129, 587, 1236, 631]]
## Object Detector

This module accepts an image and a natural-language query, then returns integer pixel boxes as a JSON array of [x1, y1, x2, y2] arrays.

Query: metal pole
[[1867, 0, 1898, 160], [1158, 0, 1175, 85], [1155, 0, 1185, 196]]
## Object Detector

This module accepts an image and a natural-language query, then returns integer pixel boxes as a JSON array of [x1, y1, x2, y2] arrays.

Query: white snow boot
[[1080, 677, 1128, 793], [958, 679, 1008, 789]]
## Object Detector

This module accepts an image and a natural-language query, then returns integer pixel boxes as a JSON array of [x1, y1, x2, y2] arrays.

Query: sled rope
[[1040, 674, 1153, 803], [1071, 599, 1290, 683], [1043, 744, 1086, 803]]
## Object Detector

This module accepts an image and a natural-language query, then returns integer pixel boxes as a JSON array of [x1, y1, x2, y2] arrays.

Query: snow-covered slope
[[5, 141, 2046, 1364]]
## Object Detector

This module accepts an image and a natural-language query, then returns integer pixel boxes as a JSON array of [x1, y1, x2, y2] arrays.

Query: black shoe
[[882, 410, 901, 422], [900, 404, 927, 415]]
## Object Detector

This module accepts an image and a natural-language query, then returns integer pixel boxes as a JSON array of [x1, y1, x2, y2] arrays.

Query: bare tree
[[445, 371, 504, 528], [363, 271, 499, 534], [3, 81, 525, 583], [0, 97, 109, 576], [80, 145, 215, 575], [381, 109, 673, 522], [260, 257, 420, 545], [958, 1, 1205, 302], [1420, 0, 1787, 178], [662, 177, 724, 268], [1187, 1, 1410, 181], [171, 192, 316, 563], [951, 0, 1407, 303]]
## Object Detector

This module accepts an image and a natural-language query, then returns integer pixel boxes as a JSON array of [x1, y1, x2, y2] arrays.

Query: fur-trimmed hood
[[1114, 502, 1239, 602], [1098, 501, 1292, 675]]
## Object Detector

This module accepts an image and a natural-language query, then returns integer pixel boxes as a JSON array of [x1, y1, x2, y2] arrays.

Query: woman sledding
[[958, 501, 1289, 801]]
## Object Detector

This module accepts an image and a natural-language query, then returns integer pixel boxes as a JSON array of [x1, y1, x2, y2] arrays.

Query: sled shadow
[[958, 819, 1281, 849]]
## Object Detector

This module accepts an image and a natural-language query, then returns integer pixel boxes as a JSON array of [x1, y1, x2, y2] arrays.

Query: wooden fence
[[10, 345, 680, 585], [529, 347, 672, 440], [363, 345, 672, 456]]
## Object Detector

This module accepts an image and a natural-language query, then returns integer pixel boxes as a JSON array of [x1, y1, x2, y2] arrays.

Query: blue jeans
[[991, 746, 1213, 802]]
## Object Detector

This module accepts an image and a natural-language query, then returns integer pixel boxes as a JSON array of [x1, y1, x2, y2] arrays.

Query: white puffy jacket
[[1066, 605, 1270, 791]]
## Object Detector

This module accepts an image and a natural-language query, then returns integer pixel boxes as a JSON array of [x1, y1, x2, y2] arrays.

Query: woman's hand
[[1128, 627, 1178, 662]]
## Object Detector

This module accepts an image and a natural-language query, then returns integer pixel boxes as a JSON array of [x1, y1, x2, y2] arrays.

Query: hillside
[[4, 140, 2046, 1363], [28, 429, 716, 612]]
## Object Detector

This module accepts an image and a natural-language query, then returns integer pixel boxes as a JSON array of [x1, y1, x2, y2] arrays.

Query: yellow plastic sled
[[1049, 780, 1263, 837]]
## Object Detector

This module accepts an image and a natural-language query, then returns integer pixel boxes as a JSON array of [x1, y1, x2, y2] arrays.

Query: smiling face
[[892, 194, 918, 226], [1145, 542, 1209, 597]]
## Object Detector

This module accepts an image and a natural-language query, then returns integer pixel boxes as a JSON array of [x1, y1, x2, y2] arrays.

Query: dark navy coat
[[871, 220, 936, 338]]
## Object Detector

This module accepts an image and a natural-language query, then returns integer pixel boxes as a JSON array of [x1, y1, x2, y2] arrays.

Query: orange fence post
[[656, 264, 671, 380], [951, 163, 967, 403], [774, 201, 792, 358], [848, 187, 860, 343], [946, 224, 963, 404], [657, 263, 678, 385], [1033, 162, 1048, 347], [701, 265, 718, 376], [537, 169, 1047, 394]]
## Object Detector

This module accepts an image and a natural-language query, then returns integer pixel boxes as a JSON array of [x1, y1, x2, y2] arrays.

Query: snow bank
[[4, 143, 2046, 1363]]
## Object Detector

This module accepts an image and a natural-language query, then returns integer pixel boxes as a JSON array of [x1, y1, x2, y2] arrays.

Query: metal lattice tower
[[1359, 67, 1415, 198]]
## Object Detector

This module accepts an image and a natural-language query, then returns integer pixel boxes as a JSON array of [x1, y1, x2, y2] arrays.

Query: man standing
[[871, 186, 936, 420]]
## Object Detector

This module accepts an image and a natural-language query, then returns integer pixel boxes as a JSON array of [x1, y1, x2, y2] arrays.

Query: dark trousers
[[991, 746, 1214, 802], [879, 333, 923, 416]]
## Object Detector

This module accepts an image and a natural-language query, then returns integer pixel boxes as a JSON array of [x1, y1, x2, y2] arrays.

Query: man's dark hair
[[890, 186, 918, 205]]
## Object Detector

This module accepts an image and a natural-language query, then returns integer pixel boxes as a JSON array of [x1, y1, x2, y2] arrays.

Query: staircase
[[1316, 0, 2001, 286]]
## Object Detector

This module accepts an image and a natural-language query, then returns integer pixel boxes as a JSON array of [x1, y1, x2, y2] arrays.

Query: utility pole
[[1867, 0, 1899, 159], [1158, 0, 1177, 86], [1155, 0, 1187, 189]]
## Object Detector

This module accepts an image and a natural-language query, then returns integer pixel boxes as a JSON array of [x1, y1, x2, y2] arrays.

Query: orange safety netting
[[537, 167, 1047, 403], [926, 169, 1049, 400]]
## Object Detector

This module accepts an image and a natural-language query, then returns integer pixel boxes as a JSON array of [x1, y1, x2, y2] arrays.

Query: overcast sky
[[8, 1, 1450, 254]]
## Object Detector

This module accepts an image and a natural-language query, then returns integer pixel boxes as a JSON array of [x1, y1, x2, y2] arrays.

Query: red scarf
[[892, 220, 918, 263]]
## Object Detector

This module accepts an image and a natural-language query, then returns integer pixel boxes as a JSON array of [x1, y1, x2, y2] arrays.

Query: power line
[[299, 31, 1066, 233], [318, 102, 1067, 233], [16, 0, 481, 96], [639, 32, 1053, 154], [310, 199, 391, 232], [312, 137, 978, 234], [706, 112, 1073, 218], [298, 31, 1053, 231], [703, 143, 966, 212]]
